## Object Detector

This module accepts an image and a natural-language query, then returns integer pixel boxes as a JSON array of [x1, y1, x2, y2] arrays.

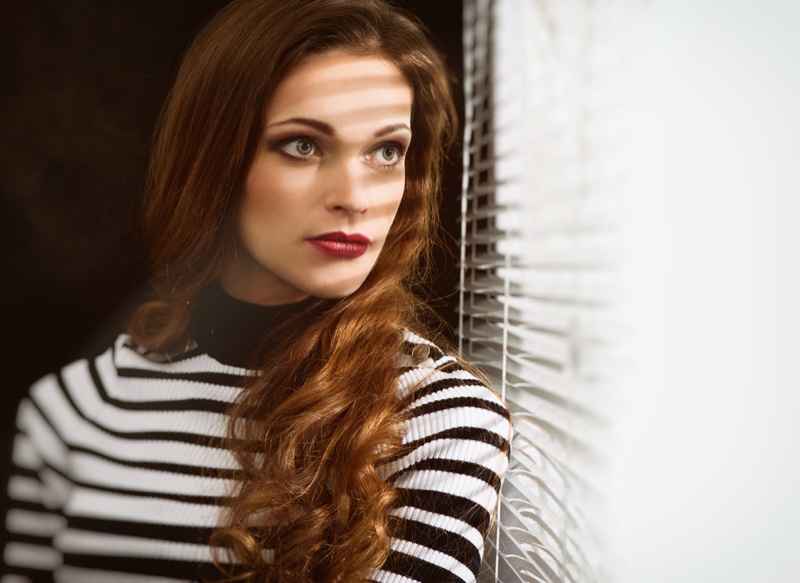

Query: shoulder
[[22, 333, 250, 420], [397, 330, 510, 420], [394, 329, 512, 463], [28, 333, 246, 384]]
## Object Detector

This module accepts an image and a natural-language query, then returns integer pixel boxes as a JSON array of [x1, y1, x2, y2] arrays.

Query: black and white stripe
[[3, 332, 511, 583]]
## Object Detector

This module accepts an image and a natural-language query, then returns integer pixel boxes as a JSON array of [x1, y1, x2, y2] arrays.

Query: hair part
[[127, 0, 458, 580]]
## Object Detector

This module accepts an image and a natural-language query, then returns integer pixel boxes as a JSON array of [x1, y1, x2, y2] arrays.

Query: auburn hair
[[127, 0, 458, 580]]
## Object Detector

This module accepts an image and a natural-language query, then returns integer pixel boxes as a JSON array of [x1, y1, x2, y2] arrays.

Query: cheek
[[239, 169, 317, 230], [379, 176, 407, 220]]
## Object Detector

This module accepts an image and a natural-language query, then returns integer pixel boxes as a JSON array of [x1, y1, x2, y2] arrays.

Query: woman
[[2, 0, 511, 581]]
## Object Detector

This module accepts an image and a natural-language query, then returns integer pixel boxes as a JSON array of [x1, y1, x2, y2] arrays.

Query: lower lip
[[308, 239, 369, 258]]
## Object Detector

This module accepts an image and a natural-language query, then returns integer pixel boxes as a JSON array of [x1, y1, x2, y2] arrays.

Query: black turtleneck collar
[[187, 281, 321, 369]]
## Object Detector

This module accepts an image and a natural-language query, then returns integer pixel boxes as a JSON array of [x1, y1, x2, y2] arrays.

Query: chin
[[304, 278, 367, 300]]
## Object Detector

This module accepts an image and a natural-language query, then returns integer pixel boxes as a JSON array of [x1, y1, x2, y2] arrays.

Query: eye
[[372, 142, 407, 168], [377, 145, 399, 163], [281, 137, 319, 159]]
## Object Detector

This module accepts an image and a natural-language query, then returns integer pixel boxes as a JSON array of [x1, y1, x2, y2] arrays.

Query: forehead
[[266, 50, 413, 124]]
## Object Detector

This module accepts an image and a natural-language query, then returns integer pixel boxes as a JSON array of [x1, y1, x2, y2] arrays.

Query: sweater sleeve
[[373, 336, 512, 583], [3, 378, 70, 582]]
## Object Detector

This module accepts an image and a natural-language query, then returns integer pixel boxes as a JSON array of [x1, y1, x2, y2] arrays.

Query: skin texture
[[221, 50, 413, 306]]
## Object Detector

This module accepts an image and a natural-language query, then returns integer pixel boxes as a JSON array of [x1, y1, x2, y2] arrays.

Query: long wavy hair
[[128, 0, 457, 580]]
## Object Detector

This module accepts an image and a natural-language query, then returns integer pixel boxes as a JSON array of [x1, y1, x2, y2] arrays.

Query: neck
[[188, 280, 319, 368], [219, 258, 310, 307]]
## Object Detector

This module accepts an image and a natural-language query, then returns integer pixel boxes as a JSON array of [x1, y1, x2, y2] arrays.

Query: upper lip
[[308, 231, 370, 244]]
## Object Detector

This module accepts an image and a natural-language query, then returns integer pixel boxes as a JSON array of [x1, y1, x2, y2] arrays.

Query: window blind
[[460, 1, 636, 581]]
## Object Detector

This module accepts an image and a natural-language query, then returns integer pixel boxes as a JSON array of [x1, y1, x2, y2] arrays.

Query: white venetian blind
[[460, 1, 636, 581]]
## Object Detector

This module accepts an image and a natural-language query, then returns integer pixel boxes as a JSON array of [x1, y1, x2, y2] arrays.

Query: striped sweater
[[2, 313, 511, 583]]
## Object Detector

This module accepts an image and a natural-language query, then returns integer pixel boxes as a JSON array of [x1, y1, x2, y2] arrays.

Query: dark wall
[[0, 0, 463, 543]]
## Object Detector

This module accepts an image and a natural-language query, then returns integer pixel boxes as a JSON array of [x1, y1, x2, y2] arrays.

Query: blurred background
[[610, 0, 800, 581]]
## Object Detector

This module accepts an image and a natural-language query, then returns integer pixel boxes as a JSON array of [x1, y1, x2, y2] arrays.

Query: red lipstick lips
[[307, 231, 370, 258]]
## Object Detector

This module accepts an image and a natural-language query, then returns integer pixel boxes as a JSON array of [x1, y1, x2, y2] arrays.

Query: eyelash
[[274, 137, 408, 169]]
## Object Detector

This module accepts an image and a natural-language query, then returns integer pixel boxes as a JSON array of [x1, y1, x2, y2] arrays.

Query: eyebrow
[[267, 117, 411, 138]]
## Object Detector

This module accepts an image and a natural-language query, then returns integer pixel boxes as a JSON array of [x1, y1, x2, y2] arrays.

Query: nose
[[325, 160, 369, 215]]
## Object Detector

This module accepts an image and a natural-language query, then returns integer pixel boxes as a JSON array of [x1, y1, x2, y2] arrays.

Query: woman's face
[[221, 49, 413, 305]]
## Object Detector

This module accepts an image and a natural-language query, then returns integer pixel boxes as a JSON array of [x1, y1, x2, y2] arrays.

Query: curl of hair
[[127, 0, 457, 581]]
